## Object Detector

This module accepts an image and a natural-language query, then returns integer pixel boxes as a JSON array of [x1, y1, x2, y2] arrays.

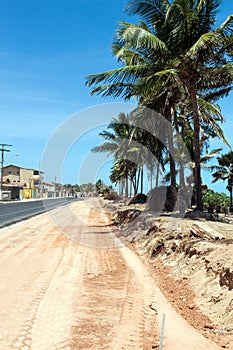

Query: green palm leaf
[[185, 32, 220, 59], [116, 21, 169, 53]]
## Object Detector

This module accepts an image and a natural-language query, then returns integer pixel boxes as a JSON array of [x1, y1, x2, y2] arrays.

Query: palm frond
[[203, 87, 233, 102], [91, 142, 118, 155], [116, 21, 169, 53], [198, 98, 223, 120], [201, 148, 222, 163], [185, 32, 220, 59], [98, 130, 116, 140], [125, 0, 169, 28], [218, 14, 233, 34]]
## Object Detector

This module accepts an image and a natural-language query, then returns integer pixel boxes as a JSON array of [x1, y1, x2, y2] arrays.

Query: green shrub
[[202, 189, 229, 209]]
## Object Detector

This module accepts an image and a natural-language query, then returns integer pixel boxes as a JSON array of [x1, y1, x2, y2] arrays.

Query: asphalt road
[[0, 197, 81, 228]]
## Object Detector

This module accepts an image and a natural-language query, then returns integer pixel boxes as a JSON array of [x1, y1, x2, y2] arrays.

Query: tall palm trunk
[[129, 177, 132, 197], [228, 174, 233, 212], [173, 109, 185, 190], [180, 121, 186, 190], [132, 173, 137, 195], [188, 81, 203, 210], [140, 166, 144, 194], [165, 105, 176, 187], [125, 169, 129, 198], [156, 161, 160, 188], [150, 167, 153, 190], [136, 167, 141, 194], [230, 188, 233, 211]]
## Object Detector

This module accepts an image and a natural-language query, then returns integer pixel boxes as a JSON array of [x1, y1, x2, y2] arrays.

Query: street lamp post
[[6, 153, 20, 166]]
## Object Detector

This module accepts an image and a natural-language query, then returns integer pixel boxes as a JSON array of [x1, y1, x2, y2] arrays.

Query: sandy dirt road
[[0, 198, 222, 349]]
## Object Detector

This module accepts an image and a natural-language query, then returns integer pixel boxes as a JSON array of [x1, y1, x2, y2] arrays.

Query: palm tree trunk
[[132, 174, 137, 195], [230, 189, 233, 211], [229, 174, 233, 212], [125, 162, 129, 198], [140, 166, 144, 194], [165, 105, 176, 188], [136, 168, 141, 194], [173, 109, 185, 190], [180, 120, 186, 190], [150, 167, 153, 190], [125, 176, 128, 198], [180, 162, 185, 190], [122, 180, 124, 196], [156, 161, 160, 188], [120, 181, 123, 196], [188, 82, 203, 210]]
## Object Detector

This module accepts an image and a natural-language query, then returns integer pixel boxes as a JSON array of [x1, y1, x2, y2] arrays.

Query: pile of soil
[[105, 199, 233, 348], [128, 193, 147, 205], [147, 186, 178, 212]]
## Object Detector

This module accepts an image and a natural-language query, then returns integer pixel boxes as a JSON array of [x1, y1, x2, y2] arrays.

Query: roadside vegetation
[[64, 181, 116, 198], [202, 188, 229, 210], [86, 0, 233, 212]]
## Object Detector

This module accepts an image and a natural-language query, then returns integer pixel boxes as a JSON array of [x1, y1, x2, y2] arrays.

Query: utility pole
[[0, 143, 12, 200]]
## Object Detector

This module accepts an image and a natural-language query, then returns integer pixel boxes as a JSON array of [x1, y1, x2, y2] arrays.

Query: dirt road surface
[[0, 199, 222, 349]]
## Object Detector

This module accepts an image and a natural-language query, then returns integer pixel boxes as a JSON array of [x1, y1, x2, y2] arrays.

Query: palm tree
[[86, 0, 233, 210], [125, 0, 232, 210], [110, 159, 138, 196], [92, 112, 152, 197], [92, 113, 133, 197], [212, 151, 233, 211], [92, 112, 157, 195]]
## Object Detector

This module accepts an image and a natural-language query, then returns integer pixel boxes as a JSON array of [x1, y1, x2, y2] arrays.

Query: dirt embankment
[[105, 199, 233, 349]]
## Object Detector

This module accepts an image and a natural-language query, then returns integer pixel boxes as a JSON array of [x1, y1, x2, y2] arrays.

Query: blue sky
[[0, 0, 232, 193]]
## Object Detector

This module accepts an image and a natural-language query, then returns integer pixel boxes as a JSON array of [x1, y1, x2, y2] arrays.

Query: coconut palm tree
[[93, 110, 166, 195], [212, 151, 233, 211], [110, 159, 137, 196], [92, 113, 134, 197], [86, 0, 233, 210], [124, 0, 232, 210]]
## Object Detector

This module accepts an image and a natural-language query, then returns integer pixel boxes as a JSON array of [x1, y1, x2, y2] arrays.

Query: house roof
[[42, 182, 56, 186], [3, 164, 20, 169], [2, 183, 24, 188], [3, 164, 44, 173]]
